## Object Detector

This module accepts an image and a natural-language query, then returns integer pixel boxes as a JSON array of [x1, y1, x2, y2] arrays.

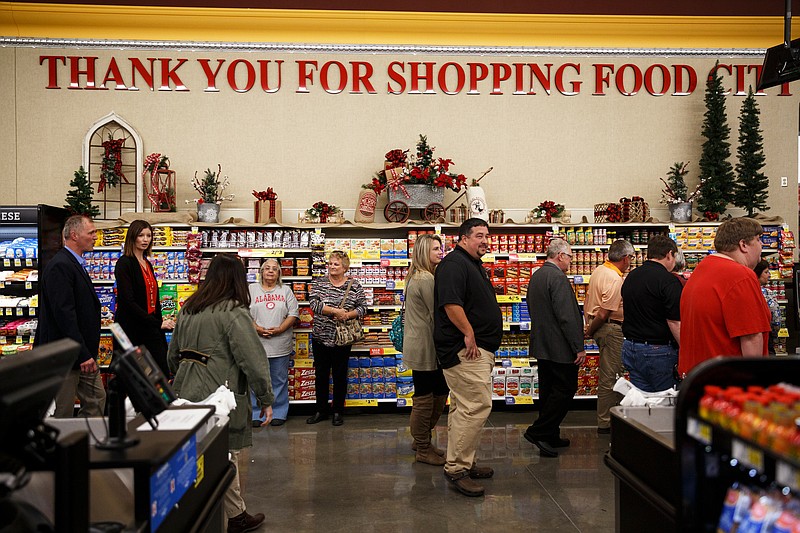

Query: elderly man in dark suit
[[523, 238, 586, 458], [37, 214, 105, 417]]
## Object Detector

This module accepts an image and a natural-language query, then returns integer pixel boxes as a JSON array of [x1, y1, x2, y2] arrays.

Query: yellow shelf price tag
[[369, 347, 398, 355], [778, 327, 789, 338], [0, 336, 5, 345], [496, 295, 523, 303], [511, 358, 531, 367], [505, 395, 534, 405], [2, 259, 8, 267], [776, 461, 800, 493], [482, 254, 496, 263], [380, 259, 410, 267], [502, 322, 511, 331], [345, 399, 378, 407], [292, 358, 315, 368], [15, 308, 23, 316], [25, 259, 32, 267], [239, 248, 285, 258], [25, 281, 32, 290], [687, 417, 712, 445], [732, 439, 764, 472], [14, 259, 21, 267]]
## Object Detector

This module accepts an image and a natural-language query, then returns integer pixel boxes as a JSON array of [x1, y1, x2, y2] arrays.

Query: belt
[[625, 338, 677, 348], [587, 315, 623, 326]]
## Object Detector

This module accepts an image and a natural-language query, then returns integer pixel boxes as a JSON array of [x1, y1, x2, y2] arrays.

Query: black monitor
[[757, 38, 800, 91], [96, 324, 176, 450], [0, 339, 78, 455]]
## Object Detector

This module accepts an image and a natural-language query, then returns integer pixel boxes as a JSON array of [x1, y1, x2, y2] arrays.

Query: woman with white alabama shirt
[[249, 258, 299, 426]]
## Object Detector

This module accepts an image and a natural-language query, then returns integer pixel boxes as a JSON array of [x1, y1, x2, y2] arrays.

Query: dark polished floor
[[240, 408, 616, 532]]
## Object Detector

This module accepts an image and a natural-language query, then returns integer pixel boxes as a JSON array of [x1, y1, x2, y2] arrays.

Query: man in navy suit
[[38, 215, 106, 417]]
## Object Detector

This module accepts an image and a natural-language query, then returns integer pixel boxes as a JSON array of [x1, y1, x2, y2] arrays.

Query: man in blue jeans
[[620, 235, 683, 392]]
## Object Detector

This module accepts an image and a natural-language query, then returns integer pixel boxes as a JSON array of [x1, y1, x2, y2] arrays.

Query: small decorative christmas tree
[[696, 61, 735, 220], [64, 166, 100, 217], [732, 87, 769, 216]]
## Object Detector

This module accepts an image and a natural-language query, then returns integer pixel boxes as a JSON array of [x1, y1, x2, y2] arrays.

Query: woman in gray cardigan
[[403, 234, 449, 465]]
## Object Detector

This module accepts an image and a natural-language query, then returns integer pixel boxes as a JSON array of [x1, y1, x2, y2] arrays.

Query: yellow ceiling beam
[[0, 2, 794, 49]]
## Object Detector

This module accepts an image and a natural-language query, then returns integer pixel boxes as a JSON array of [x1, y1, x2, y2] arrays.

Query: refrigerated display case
[[0, 205, 70, 355], [606, 357, 800, 532]]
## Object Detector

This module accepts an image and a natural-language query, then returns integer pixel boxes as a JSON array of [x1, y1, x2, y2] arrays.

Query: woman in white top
[[403, 234, 449, 465], [249, 258, 299, 426]]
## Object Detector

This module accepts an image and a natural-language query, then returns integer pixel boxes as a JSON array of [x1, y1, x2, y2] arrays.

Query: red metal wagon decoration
[[367, 135, 471, 223]]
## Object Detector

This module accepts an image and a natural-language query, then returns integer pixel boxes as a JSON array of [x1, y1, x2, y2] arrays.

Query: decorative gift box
[[254, 199, 282, 223]]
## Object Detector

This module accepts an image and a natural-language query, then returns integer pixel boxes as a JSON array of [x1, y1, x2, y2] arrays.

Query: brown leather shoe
[[468, 465, 494, 479], [411, 441, 446, 456], [228, 510, 265, 533], [444, 471, 485, 497]]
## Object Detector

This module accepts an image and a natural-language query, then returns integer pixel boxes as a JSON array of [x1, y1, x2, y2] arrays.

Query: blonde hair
[[328, 250, 350, 270], [259, 257, 283, 286], [407, 234, 442, 281]]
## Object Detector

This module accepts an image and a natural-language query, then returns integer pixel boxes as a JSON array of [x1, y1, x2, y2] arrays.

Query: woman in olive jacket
[[167, 254, 273, 532]]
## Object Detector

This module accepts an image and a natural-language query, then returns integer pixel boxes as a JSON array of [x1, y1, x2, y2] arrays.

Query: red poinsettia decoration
[[252, 187, 278, 201], [364, 135, 467, 194]]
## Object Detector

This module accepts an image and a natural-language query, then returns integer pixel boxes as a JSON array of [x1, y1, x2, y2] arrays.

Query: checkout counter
[[7, 406, 234, 532], [605, 357, 800, 533]]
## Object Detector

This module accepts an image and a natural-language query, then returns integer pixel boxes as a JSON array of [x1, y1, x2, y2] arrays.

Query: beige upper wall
[[0, 47, 797, 236]]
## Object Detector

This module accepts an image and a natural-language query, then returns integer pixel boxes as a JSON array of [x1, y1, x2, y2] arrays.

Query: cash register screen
[[0, 339, 78, 454]]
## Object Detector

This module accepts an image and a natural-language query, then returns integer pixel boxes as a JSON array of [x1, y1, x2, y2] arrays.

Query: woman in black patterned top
[[307, 250, 367, 426]]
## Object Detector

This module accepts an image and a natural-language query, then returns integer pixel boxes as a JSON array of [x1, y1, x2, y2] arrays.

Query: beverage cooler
[[605, 357, 800, 533], [0, 205, 70, 356]]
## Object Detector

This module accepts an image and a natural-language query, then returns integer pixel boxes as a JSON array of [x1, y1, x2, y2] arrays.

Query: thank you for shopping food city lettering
[[38, 55, 793, 96]]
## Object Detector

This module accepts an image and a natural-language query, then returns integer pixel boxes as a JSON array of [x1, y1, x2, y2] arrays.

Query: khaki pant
[[594, 323, 624, 428], [225, 450, 247, 519], [54, 368, 106, 418], [442, 347, 494, 476]]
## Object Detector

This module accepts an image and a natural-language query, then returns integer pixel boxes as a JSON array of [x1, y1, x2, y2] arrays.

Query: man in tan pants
[[585, 239, 634, 434], [434, 219, 503, 497]]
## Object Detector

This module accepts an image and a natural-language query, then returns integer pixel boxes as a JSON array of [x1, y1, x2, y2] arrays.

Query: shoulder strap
[[340, 279, 354, 307]]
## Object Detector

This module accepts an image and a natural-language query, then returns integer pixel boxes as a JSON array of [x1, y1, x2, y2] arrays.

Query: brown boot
[[410, 394, 444, 465], [429, 394, 449, 457]]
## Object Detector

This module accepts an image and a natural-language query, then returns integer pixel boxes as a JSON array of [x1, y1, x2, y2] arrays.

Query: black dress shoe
[[523, 431, 558, 457], [270, 418, 286, 426], [597, 426, 611, 435], [548, 437, 571, 448], [251, 419, 263, 428], [306, 412, 328, 424], [332, 413, 344, 426]]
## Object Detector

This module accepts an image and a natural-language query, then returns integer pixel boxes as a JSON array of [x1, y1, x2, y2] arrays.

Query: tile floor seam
[[528, 464, 584, 532]]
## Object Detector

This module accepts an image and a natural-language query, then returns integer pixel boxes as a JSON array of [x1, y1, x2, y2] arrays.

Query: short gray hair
[[62, 215, 89, 241], [608, 239, 635, 262], [546, 238, 570, 258]]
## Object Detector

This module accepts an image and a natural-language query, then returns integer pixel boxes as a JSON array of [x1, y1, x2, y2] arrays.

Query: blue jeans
[[622, 339, 678, 393], [251, 353, 292, 421]]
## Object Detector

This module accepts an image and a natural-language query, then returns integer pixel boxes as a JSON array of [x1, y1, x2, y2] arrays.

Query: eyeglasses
[[628, 254, 636, 260], [561, 252, 573, 259]]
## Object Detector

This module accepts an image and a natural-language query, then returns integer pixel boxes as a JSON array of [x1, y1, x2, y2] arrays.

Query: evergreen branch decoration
[[696, 61, 735, 220], [732, 87, 769, 216], [64, 166, 100, 217]]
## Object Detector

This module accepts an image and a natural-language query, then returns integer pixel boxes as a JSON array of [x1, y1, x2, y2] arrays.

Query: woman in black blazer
[[114, 220, 175, 375]]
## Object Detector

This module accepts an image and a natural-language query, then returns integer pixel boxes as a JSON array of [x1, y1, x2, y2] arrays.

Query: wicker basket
[[594, 203, 617, 223], [388, 184, 444, 208], [629, 199, 650, 222]]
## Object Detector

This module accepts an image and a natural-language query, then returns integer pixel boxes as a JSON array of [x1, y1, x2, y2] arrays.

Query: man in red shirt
[[679, 218, 771, 377]]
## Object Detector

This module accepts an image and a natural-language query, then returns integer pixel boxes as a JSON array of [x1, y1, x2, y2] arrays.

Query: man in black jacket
[[38, 214, 105, 417], [524, 238, 585, 458]]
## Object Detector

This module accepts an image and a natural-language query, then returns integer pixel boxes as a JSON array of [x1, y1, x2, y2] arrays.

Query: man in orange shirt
[[679, 218, 770, 377], [585, 239, 634, 434]]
